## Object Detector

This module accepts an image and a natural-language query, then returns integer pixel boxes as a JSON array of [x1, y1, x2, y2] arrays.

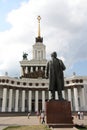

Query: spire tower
[[36, 16, 43, 43], [37, 16, 41, 37]]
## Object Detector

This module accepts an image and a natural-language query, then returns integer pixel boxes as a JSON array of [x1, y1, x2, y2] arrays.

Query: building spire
[[35, 15, 43, 43], [37, 16, 41, 37]]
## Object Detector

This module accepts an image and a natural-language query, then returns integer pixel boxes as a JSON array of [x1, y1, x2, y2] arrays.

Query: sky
[[0, 0, 87, 78]]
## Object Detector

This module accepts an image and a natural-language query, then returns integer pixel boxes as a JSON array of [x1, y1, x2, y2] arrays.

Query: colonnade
[[21, 66, 46, 76], [1, 86, 85, 112], [1, 88, 47, 112], [62, 87, 86, 111]]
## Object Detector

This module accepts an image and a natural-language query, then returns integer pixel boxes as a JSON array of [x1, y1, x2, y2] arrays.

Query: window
[[29, 83, 32, 86]]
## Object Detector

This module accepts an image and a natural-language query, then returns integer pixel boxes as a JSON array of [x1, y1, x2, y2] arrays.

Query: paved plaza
[[0, 116, 40, 130], [0, 116, 87, 130]]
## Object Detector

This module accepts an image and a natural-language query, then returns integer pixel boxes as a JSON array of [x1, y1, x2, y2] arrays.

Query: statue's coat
[[46, 57, 66, 91]]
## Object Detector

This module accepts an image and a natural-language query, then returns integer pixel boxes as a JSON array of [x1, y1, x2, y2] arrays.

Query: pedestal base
[[46, 100, 73, 128]]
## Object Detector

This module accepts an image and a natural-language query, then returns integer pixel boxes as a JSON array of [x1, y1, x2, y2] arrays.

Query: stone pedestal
[[46, 100, 73, 128]]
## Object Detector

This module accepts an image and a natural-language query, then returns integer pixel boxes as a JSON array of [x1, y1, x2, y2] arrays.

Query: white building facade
[[0, 16, 87, 112]]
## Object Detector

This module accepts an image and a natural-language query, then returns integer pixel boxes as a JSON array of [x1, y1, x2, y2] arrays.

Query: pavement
[[0, 115, 87, 130], [0, 116, 40, 130]]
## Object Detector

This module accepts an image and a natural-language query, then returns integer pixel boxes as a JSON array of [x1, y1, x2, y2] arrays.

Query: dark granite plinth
[[46, 100, 73, 128]]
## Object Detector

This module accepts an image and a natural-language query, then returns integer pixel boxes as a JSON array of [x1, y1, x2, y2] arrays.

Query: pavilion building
[[0, 16, 87, 113]]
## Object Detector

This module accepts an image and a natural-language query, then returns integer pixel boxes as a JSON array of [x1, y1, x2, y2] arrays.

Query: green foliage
[[3, 125, 51, 130], [3, 126, 21, 130], [78, 128, 87, 130]]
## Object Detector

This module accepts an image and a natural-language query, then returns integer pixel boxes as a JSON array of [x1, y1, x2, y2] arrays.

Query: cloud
[[0, 0, 87, 76]]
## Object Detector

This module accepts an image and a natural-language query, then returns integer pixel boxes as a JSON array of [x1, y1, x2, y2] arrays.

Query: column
[[34, 50, 37, 59], [36, 67, 38, 71], [33, 50, 35, 59], [28, 90, 32, 112], [2, 88, 7, 112], [41, 67, 43, 71], [68, 88, 72, 110], [44, 48, 46, 59], [41, 50, 43, 59], [25, 66, 28, 74], [73, 87, 79, 111], [30, 67, 33, 72], [81, 87, 86, 108], [8, 89, 13, 112], [15, 89, 19, 112], [21, 90, 25, 112], [37, 51, 39, 60], [62, 90, 65, 99], [55, 91, 58, 100], [21, 66, 24, 76], [35, 91, 38, 112], [49, 91, 51, 100], [42, 91, 45, 111], [39, 51, 41, 60]]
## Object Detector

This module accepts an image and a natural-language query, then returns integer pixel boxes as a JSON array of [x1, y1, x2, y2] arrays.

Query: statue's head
[[51, 52, 57, 58]]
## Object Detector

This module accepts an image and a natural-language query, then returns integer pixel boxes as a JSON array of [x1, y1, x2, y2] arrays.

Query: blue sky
[[0, 0, 87, 77], [66, 60, 87, 76], [0, 0, 28, 31]]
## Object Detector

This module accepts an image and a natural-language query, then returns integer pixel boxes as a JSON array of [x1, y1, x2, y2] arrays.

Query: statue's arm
[[60, 60, 66, 71]]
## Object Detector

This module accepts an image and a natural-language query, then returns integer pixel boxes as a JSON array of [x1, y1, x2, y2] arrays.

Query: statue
[[23, 52, 28, 60], [46, 52, 66, 100]]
